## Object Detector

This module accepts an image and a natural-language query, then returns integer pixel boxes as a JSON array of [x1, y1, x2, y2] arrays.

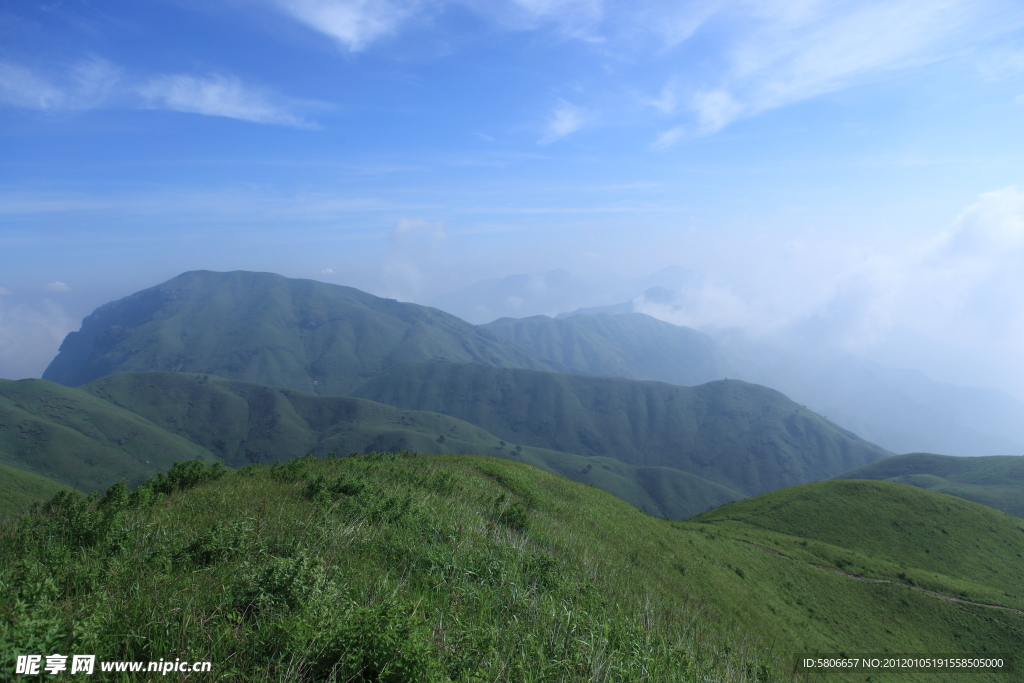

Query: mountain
[[481, 312, 729, 386], [352, 360, 890, 497], [0, 378, 212, 493], [5, 453, 1020, 681], [43, 270, 558, 394], [4, 372, 739, 518], [0, 463, 73, 520], [836, 453, 1024, 518]]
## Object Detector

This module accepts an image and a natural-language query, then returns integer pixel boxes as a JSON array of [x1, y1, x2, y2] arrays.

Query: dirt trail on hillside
[[732, 539, 1024, 615]]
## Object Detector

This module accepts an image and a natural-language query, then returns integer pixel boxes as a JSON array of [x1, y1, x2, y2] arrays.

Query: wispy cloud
[[138, 73, 314, 127], [647, 78, 680, 114], [539, 99, 585, 144], [42, 281, 72, 292], [0, 57, 121, 111], [0, 58, 313, 127], [0, 287, 11, 296], [651, 124, 685, 150], [266, 0, 425, 51], [675, 0, 1022, 135]]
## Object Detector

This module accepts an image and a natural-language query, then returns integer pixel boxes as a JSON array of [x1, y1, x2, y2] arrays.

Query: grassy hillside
[[43, 270, 558, 393], [0, 464, 73, 520], [2, 455, 1019, 682], [836, 453, 1024, 518], [481, 312, 729, 386], [0, 378, 212, 492], [693, 479, 1024, 606], [353, 361, 891, 497]]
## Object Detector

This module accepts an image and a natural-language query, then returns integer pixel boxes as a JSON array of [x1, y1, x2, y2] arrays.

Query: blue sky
[[3, 0, 1024, 394]]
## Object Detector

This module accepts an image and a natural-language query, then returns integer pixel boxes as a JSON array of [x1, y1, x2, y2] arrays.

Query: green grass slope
[[83, 371, 742, 518], [692, 479, 1024, 607], [43, 270, 559, 394], [0, 463, 73, 520], [836, 453, 1024, 518], [481, 312, 730, 386], [353, 361, 891, 497], [0, 378, 212, 492], [3, 455, 1019, 682]]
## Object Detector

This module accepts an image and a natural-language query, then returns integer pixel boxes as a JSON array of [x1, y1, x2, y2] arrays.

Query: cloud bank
[[626, 186, 1024, 394], [0, 299, 76, 380]]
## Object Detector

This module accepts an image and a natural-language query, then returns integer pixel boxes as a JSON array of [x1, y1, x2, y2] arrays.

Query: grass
[[836, 453, 1024, 518], [692, 479, 1024, 611], [0, 454, 770, 682], [0, 378, 211, 493], [3, 454, 1021, 682], [0, 464, 74, 521]]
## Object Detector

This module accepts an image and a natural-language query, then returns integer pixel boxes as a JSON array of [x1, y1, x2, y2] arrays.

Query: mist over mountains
[[431, 270, 1024, 457]]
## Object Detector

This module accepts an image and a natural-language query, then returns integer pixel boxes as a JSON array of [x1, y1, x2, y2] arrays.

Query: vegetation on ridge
[[3, 454, 1021, 682]]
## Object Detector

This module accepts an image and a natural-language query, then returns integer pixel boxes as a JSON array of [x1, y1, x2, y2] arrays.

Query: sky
[[3, 0, 1024, 396]]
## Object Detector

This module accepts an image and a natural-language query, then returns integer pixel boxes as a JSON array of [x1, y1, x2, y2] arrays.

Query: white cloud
[[0, 59, 312, 127], [651, 124, 685, 150], [321, 268, 335, 274], [378, 216, 452, 298], [138, 73, 313, 127], [0, 287, 11, 295], [539, 99, 585, 144], [617, 187, 1024, 393], [0, 62, 65, 109], [647, 79, 680, 114], [0, 299, 76, 380], [266, 0, 425, 51], [0, 57, 121, 111], [43, 281, 72, 292], [677, 0, 1022, 134]]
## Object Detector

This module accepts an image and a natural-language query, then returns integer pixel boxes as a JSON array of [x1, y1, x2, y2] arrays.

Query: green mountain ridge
[[836, 453, 1024, 518], [43, 270, 559, 394], [3, 454, 1020, 681], [353, 360, 890, 497], [0, 378, 212, 493], [1, 373, 742, 518], [693, 479, 1024, 602]]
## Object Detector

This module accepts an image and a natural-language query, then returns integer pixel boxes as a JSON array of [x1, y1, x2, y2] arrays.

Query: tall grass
[[1, 453, 774, 682]]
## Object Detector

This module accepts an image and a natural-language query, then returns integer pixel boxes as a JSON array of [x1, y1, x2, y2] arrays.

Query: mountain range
[[20, 268, 1023, 522], [30, 271, 898, 511]]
